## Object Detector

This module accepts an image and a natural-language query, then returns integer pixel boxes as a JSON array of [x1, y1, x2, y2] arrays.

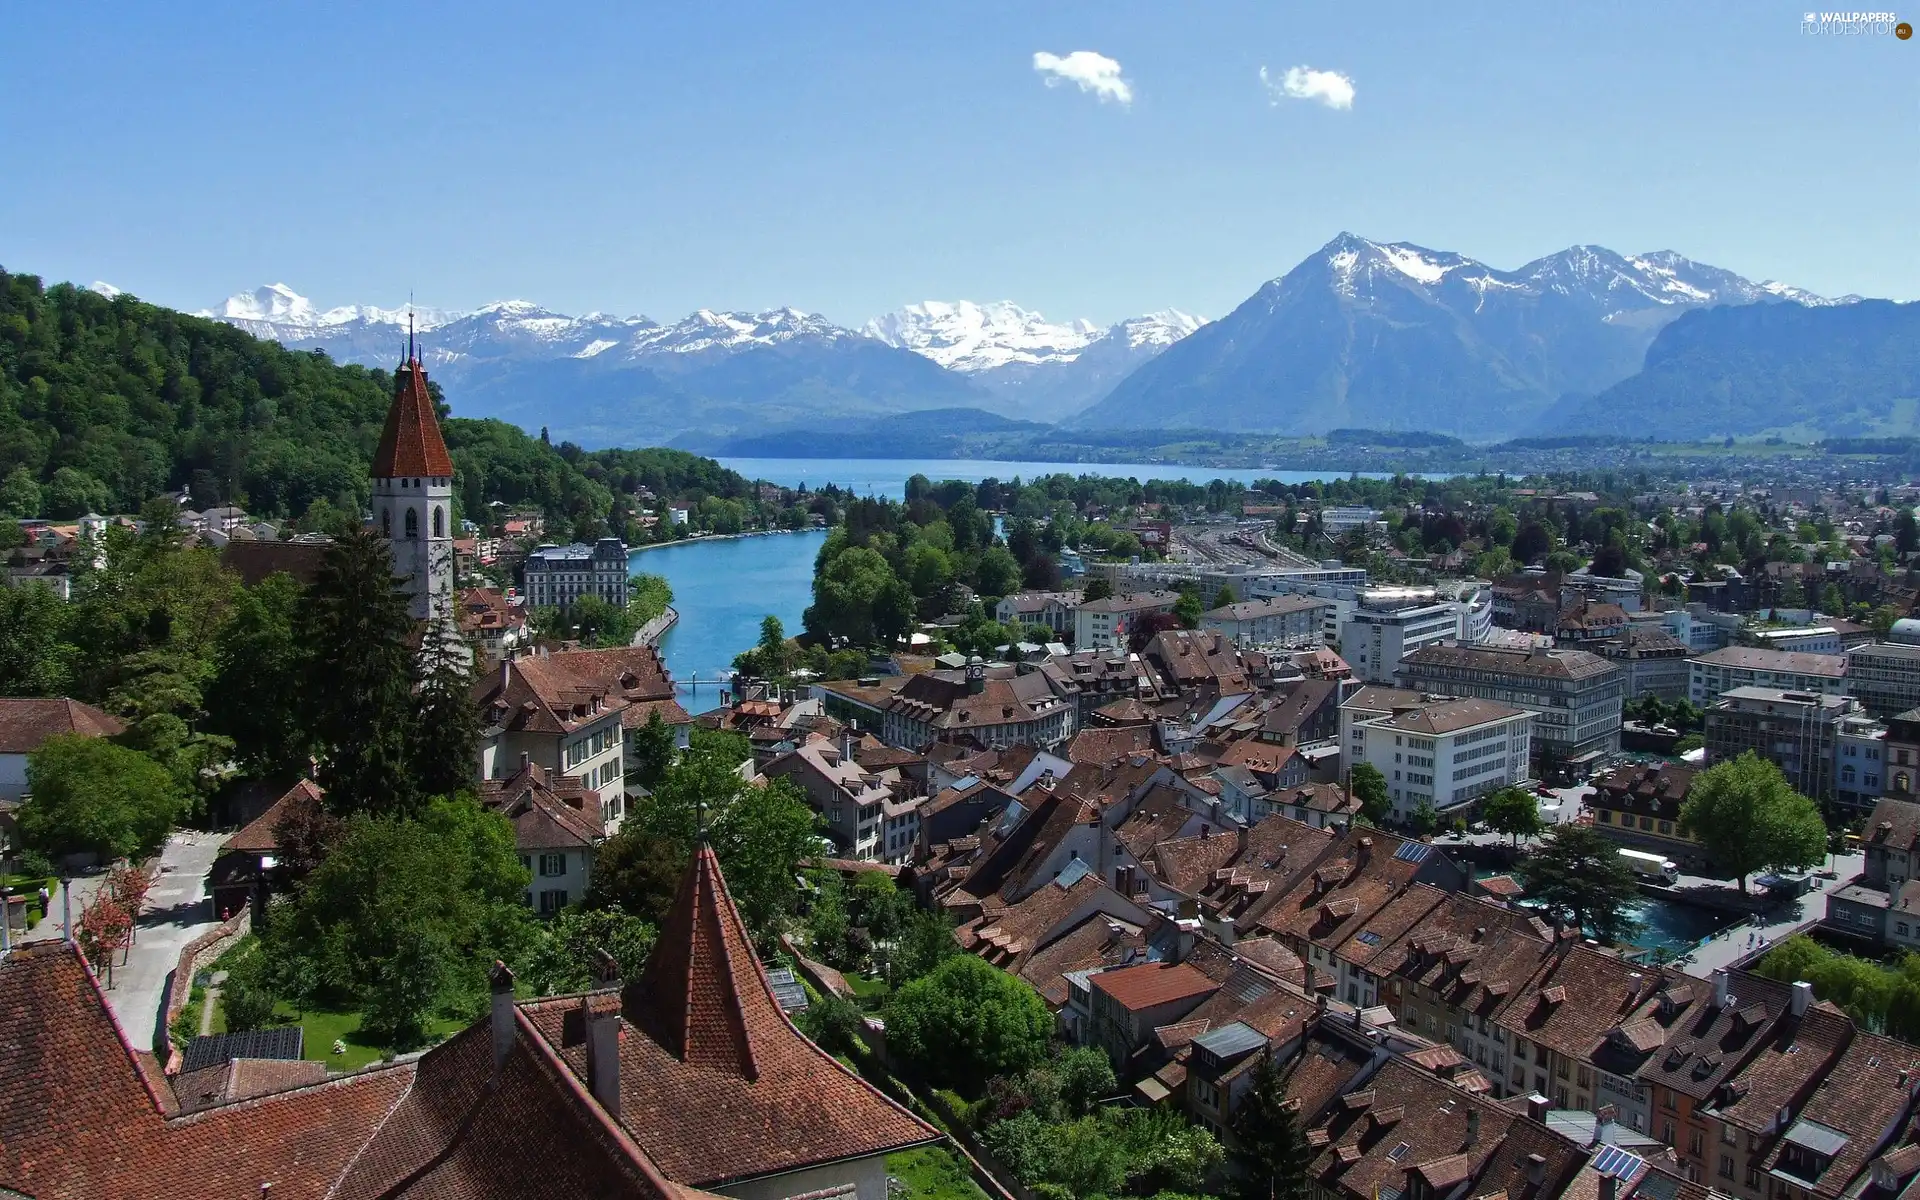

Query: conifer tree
[[301, 528, 419, 817], [1234, 1052, 1309, 1200], [410, 620, 481, 799]]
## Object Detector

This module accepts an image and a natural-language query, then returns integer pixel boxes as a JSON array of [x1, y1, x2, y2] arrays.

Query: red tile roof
[[478, 762, 605, 850], [220, 778, 324, 855], [0, 696, 124, 754], [1089, 960, 1221, 1012], [372, 358, 455, 478], [526, 845, 939, 1187]]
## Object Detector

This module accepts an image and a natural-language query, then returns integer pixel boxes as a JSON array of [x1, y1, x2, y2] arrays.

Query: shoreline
[[628, 526, 823, 554]]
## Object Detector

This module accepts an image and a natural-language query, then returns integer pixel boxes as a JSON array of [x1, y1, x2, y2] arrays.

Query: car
[[1534, 784, 1557, 798]]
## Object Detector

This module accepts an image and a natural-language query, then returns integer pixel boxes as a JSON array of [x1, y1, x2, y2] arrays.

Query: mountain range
[[186, 233, 1894, 445]]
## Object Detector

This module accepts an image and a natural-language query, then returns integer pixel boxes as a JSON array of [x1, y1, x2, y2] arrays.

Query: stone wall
[[161, 907, 251, 1073]]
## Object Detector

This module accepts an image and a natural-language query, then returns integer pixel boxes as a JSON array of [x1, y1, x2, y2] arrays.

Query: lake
[[640, 457, 1418, 711], [631, 529, 827, 709], [716, 456, 1416, 497]]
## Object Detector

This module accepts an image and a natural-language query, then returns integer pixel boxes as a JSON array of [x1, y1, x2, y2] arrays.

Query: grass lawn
[[845, 971, 890, 1010], [885, 1145, 987, 1200], [204, 998, 465, 1071]]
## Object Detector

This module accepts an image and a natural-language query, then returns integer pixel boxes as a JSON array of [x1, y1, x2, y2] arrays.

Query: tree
[[1680, 752, 1829, 893], [582, 826, 689, 928], [0, 584, 75, 697], [1482, 787, 1544, 846], [626, 711, 679, 790], [884, 955, 1052, 1093], [1174, 585, 1203, 629], [1234, 1052, 1309, 1200], [1213, 583, 1238, 608], [206, 573, 311, 777], [76, 894, 133, 987], [1081, 577, 1113, 603], [1511, 523, 1552, 564], [1408, 800, 1440, 837], [410, 623, 481, 799], [1349, 763, 1391, 825], [891, 906, 960, 985], [20, 734, 181, 860], [517, 905, 656, 996], [104, 862, 152, 943], [1516, 824, 1642, 943], [258, 796, 531, 1047], [299, 529, 419, 817]]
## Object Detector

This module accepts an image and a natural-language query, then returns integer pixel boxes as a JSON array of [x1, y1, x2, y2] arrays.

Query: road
[[75, 833, 225, 1054]]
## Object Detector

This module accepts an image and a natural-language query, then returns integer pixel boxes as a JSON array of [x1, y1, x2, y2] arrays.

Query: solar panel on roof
[[1356, 930, 1383, 946], [1592, 1145, 1646, 1180], [763, 966, 810, 1013], [1394, 841, 1434, 863]]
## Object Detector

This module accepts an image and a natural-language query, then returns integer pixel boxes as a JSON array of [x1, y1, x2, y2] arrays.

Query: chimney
[[489, 961, 516, 1073], [1599, 1174, 1619, 1200], [1316, 989, 1329, 1019], [584, 996, 621, 1119], [1466, 1108, 1480, 1145], [1526, 1093, 1549, 1121], [1713, 967, 1730, 1008], [1526, 1154, 1547, 1186], [519, 751, 530, 774], [1237, 823, 1249, 855], [842, 730, 855, 763], [1791, 979, 1812, 1017]]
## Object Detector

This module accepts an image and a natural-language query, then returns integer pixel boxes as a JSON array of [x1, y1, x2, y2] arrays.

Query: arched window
[[432, 506, 444, 538], [405, 508, 419, 540], [381, 508, 391, 537]]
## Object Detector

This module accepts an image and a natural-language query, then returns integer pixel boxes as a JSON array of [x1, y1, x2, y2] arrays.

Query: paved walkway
[[66, 833, 226, 1054]]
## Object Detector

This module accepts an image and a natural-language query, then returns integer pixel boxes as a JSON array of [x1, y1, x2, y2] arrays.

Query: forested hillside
[[0, 269, 757, 532]]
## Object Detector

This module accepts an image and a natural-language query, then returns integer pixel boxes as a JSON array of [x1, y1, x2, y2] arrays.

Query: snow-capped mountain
[[865, 301, 1204, 421], [1074, 232, 1852, 438]]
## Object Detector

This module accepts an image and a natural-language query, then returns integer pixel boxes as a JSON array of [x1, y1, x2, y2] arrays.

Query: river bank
[[630, 526, 820, 554]]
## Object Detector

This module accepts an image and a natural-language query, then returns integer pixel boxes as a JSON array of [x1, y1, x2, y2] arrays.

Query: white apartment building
[[1687, 646, 1848, 705], [1348, 698, 1534, 821], [1341, 591, 1466, 684], [1073, 591, 1179, 651], [1199, 594, 1333, 648], [1321, 506, 1383, 535], [1742, 626, 1843, 654]]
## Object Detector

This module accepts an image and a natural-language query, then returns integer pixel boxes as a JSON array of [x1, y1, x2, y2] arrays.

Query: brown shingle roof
[[371, 358, 455, 478], [1089, 961, 1221, 1012], [221, 778, 324, 855], [0, 697, 124, 755], [1690, 646, 1848, 677], [526, 846, 939, 1187]]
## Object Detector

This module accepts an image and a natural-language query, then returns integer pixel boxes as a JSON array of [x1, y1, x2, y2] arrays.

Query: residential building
[[1348, 698, 1534, 821], [1084, 960, 1222, 1068], [540, 644, 694, 795], [1885, 709, 1920, 802], [474, 653, 630, 808], [1074, 590, 1180, 651], [1341, 590, 1468, 684], [1704, 688, 1860, 804], [369, 345, 456, 624], [1339, 685, 1431, 778], [479, 758, 609, 914], [879, 658, 1075, 751], [1036, 647, 1169, 727], [0, 697, 123, 803], [1593, 627, 1692, 701], [1201, 594, 1334, 647], [522, 538, 632, 610], [995, 590, 1079, 635], [1554, 600, 1630, 643], [1835, 713, 1888, 815], [1493, 574, 1565, 633], [1862, 797, 1920, 892], [1844, 641, 1920, 718], [1588, 762, 1702, 866], [1396, 644, 1626, 768], [762, 733, 916, 863], [457, 586, 529, 664], [1687, 647, 1847, 706]]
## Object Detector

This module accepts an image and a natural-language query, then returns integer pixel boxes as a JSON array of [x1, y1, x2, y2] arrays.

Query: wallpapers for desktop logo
[[1800, 10, 1910, 35]]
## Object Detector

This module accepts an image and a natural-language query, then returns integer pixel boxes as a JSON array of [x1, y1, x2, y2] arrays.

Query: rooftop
[[1690, 646, 1848, 677]]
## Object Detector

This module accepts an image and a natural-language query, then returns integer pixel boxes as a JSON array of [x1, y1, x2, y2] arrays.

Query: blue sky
[[2, 2, 1913, 326]]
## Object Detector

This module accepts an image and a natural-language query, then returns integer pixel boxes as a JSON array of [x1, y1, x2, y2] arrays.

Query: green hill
[[0, 268, 755, 531]]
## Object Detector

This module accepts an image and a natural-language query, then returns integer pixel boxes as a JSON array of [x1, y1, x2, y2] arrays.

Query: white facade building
[[1349, 698, 1534, 821], [1340, 591, 1466, 684]]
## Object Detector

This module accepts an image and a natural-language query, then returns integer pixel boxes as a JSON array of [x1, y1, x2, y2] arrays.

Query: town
[[9, 327, 1920, 1200]]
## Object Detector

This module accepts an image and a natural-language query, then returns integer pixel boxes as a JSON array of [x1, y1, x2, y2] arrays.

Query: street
[[28, 833, 225, 1055]]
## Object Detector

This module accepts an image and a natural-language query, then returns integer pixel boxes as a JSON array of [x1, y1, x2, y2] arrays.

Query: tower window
[[433, 506, 444, 538], [381, 508, 391, 536], [405, 509, 419, 540]]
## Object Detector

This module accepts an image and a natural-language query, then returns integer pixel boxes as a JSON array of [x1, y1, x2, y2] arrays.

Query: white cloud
[[1259, 64, 1355, 110], [1032, 50, 1133, 106]]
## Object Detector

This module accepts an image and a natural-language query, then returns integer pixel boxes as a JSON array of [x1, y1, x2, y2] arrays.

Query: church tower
[[370, 328, 456, 624]]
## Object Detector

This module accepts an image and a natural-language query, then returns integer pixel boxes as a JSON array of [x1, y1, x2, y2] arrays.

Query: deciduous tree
[[21, 734, 181, 860], [1483, 787, 1544, 845], [1517, 824, 1642, 943], [1680, 752, 1829, 893], [884, 955, 1052, 1093]]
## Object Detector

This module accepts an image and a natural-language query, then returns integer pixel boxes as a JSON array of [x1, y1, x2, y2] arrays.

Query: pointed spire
[[371, 345, 454, 479], [621, 845, 783, 1081]]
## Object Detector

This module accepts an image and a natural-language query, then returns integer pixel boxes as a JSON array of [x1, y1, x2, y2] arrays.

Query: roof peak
[[370, 352, 455, 479]]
